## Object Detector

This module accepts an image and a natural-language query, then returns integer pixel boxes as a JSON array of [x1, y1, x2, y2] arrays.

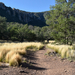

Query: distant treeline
[[0, 16, 53, 42]]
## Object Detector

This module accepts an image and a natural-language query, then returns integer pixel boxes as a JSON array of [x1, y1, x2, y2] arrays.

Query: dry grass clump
[[0, 51, 3, 62], [61, 47, 68, 58], [26, 45, 37, 50], [0, 50, 10, 62], [47, 44, 59, 52], [0, 42, 44, 51], [9, 53, 22, 66], [58, 46, 64, 54], [45, 40, 55, 44], [16, 49, 26, 55], [66, 49, 75, 60], [72, 44, 75, 50], [5, 51, 16, 63], [70, 50, 75, 58], [36, 43, 44, 50], [25, 42, 44, 50], [49, 40, 55, 43], [0, 42, 44, 66], [47, 43, 75, 59]]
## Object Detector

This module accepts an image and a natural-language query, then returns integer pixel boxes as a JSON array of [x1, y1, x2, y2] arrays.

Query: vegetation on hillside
[[0, 16, 53, 42], [0, 4, 46, 27]]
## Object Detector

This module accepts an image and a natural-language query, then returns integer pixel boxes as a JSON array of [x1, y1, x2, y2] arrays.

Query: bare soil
[[0, 46, 75, 75]]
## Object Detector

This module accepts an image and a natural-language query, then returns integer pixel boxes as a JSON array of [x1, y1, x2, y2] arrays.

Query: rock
[[0, 2, 47, 27], [6, 10, 11, 15], [20, 70, 25, 73], [0, 2, 6, 10]]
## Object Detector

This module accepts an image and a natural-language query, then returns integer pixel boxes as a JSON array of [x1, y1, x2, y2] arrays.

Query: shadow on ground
[[23, 50, 38, 60], [20, 49, 47, 70], [20, 62, 46, 70], [0, 66, 9, 70]]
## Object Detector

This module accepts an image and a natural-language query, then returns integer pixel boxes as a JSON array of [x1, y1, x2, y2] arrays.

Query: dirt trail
[[0, 47, 75, 75]]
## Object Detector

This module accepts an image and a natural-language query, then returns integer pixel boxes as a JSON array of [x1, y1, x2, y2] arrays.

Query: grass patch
[[0, 42, 44, 66], [9, 53, 22, 66], [47, 43, 75, 60]]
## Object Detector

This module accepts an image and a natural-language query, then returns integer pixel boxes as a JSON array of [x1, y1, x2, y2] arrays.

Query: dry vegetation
[[45, 40, 55, 43], [0, 42, 44, 66], [47, 43, 75, 60]]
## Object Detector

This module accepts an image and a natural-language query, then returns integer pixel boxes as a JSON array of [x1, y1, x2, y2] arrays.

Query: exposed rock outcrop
[[0, 2, 47, 27], [0, 2, 6, 10]]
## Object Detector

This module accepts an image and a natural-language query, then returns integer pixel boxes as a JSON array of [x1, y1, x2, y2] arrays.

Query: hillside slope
[[0, 2, 47, 27]]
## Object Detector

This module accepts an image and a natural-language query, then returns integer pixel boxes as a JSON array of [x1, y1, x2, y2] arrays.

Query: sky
[[0, 0, 55, 12]]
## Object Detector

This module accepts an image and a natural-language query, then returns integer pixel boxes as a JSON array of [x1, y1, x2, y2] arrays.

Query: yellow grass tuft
[[9, 53, 22, 66], [47, 43, 73, 59], [58, 46, 64, 54], [66, 50, 71, 58], [70, 50, 75, 58], [5, 51, 16, 63], [0, 50, 10, 62], [0, 42, 44, 66], [61, 48, 68, 58], [0, 51, 3, 62], [45, 40, 55, 43], [16, 49, 26, 55]]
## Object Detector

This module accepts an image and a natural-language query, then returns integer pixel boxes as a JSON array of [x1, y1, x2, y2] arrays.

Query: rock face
[[0, 2, 47, 27], [0, 2, 6, 10]]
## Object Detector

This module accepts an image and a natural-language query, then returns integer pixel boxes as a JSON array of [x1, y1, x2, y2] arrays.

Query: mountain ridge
[[0, 2, 47, 27]]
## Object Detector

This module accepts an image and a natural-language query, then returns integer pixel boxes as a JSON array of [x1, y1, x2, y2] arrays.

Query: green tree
[[7, 22, 23, 41], [7, 22, 36, 42], [7, 25, 19, 41], [46, 0, 75, 44], [33, 26, 44, 41], [41, 26, 53, 42], [0, 16, 7, 39], [18, 24, 36, 41]]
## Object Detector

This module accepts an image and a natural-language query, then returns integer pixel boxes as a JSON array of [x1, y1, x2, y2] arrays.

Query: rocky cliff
[[0, 2, 47, 27]]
